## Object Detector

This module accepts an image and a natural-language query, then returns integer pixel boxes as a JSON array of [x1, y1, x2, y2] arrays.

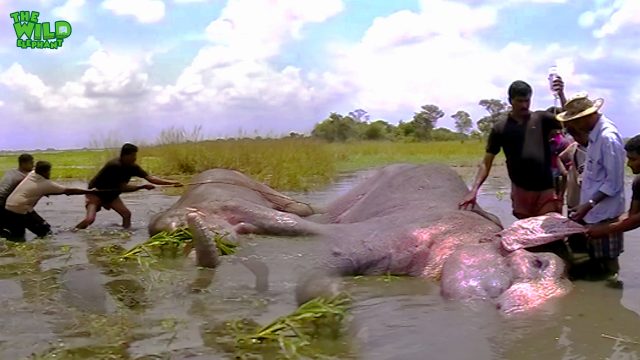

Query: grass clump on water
[[119, 227, 237, 265], [210, 293, 353, 359]]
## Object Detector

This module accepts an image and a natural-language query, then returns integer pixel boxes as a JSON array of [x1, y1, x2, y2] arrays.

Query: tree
[[363, 120, 393, 140], [311, 113, 360, 142], [411, 104, 444, 141], [451, 110, 473, 136], [348, 109, 370, 122], [432, 127, 465, 141], [476, 99, 510, 138]]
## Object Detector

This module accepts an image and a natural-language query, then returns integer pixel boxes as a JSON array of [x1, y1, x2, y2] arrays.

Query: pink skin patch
[[497, 279, 572, 315]]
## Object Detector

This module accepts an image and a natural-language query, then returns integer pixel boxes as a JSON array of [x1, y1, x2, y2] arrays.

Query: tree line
[[308, 99, 512, 142]]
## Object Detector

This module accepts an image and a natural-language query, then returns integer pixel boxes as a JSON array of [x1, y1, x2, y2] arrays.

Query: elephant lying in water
[[148, 164, 585, 314]]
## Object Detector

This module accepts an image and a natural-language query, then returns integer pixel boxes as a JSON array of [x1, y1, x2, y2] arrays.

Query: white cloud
[[101, 0, 165, 23], [594, 1, 640, 38], [81, 50, 149, 97], [323, 1, 592, 125], [0, 64, 53, 107], [579, 0, 640, 38], [0, 49, 150, 112], [156, 0, 345, 110], [0, 100, 4, 107], [173, 0, 208, 2], [52, 0, 86, 22], [205, 0, 344, 60]]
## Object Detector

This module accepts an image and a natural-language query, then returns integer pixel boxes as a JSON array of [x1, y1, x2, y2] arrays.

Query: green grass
[[0, 138, 505, 192]]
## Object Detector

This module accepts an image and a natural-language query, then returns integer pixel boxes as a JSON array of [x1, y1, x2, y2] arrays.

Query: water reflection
[[0, 167, 638, 359]]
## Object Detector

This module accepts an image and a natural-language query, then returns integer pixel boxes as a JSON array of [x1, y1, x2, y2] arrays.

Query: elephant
[[148, 168, 320, 239], [148, 163, 585, 314]]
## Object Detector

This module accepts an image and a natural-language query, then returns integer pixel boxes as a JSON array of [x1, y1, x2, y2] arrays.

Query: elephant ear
[[498, 213, 586, 252]]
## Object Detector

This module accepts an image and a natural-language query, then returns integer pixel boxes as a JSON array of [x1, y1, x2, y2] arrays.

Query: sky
[[1, 0, 639, 150]]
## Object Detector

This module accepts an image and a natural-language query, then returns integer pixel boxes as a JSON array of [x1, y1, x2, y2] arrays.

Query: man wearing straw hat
[[557, 92, 626, 279]]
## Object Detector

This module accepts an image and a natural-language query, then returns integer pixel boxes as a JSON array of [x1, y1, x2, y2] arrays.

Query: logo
[[10, 11, 72, 50]]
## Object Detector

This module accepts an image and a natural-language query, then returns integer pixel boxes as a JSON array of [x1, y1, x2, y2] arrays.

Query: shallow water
[[0, 166, 639, 360]]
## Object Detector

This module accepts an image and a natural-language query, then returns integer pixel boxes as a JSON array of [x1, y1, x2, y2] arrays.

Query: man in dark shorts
[[2, 161, 95, 242], [74, 143, 182, 230], [459, 78, 567, 219]]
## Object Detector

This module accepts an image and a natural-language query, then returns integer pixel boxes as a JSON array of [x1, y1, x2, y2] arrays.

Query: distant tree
[[469, 130, 483, 140], [363, 120, 393, 140], [348, 109, 370, 122], [311, 112, 360, 142], [476, 99, 510, 138], [432, 127, 466, 141], [451, 110, 473, 136], [395, 120, 416, 140], [411, 104, 444, 141]]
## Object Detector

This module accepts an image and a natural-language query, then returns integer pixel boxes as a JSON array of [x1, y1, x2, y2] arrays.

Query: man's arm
[[587, 200, 640, 237], [470, 153, 495, 195], [594, 136, 626, 201], [62, 188, 95, 195], [43, 181, 95, 196], [458, 152, 496, 209], [552, 76, 567, 109], [119, 183, 155, 192], [144, 175, 182, 186], [570, 135, 625, 220], [558, 142, 576, 165]]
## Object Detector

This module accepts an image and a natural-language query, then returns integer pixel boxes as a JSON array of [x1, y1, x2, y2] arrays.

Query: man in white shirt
[[2, 161, 95, 242]]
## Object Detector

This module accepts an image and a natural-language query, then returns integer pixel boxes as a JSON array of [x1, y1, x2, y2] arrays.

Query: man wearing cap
[[557, 92, 626, 278]]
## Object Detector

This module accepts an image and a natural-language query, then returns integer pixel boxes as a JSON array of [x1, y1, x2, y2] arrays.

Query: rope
[[94, 179, 316, 215]]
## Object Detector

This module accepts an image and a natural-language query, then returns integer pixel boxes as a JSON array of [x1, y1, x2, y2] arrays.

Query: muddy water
[[0, 167, 639, 360]]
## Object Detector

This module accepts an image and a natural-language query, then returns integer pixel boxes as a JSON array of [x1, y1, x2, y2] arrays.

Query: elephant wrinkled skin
[[148, 163, 576, 314]]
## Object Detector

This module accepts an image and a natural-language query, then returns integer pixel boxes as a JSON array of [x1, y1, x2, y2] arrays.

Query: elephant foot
[[234, 222, 261, 235]]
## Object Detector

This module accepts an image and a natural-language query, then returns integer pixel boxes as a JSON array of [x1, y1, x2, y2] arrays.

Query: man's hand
[[140, 184, 155, 190], [552, 76, 565, 95], [569, 202, 593, 222], [586, 223, 609, 238], [458, 191, 478, 210]]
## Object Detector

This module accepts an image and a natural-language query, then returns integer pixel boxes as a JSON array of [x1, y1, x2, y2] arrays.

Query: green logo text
[[10, 11, 72, 50]]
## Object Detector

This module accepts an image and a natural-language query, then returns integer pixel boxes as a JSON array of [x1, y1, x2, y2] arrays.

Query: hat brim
[[556, 98, 604, 122]]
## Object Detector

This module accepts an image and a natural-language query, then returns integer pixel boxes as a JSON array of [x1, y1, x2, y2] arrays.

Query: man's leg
[[510, 184, 533, 220], [3, 211, 27, 242], [75, 195, 100, 230], [536, 189, 563, 216], [109, 197, 132, 229], [25, 211, 52, 238]]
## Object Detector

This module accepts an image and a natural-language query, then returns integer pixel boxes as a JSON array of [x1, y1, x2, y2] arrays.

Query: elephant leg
[[220, 199, 322, 236]]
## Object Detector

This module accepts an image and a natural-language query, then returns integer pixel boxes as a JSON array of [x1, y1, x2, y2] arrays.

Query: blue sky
[[0, 0, 639, 150]]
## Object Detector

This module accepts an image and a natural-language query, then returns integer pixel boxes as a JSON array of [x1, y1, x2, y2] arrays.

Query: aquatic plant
[[212, 293, 353, 359], [119, 227, 237, 265]]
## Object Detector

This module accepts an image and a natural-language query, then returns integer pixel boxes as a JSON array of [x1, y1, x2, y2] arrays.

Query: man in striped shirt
[[557, 92, 626, 278]]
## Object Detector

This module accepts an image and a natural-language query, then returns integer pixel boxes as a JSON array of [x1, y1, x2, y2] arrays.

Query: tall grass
[[142, 137, 335, 191], [0, 126, 504, 192]]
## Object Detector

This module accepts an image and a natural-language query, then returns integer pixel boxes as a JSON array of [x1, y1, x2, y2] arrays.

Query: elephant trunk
[[186, 212, 220, 269]]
